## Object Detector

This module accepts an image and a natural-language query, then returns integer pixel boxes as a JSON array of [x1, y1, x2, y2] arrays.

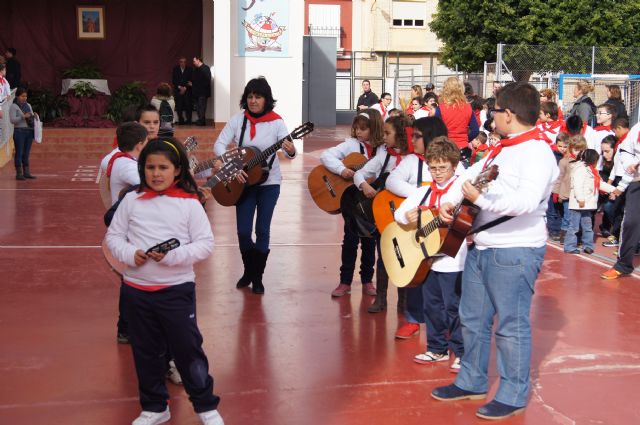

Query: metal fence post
[[592, 46, 596, 75], [483, 61, 487, 97], [496, 43, 503, 83]]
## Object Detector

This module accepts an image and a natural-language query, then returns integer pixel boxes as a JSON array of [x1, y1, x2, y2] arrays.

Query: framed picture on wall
[[77, 6, 105, 40]]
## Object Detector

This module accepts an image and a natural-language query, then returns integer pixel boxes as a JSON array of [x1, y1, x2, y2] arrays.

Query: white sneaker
[[132, 407, 170, 425], [166, 360, 183, 385], [413, 351, 450, 364], [198, 409, 225, 425], [450, 357, 461, 372]]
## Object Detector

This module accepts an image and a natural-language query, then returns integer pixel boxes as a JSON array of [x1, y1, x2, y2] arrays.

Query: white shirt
[[106, 192, 214, 288], [214, 111, 295, 186], [441, 130, 559, 249], [353, 145, 398, 189], [385, 154, 432, 197], [370, 102, 390, 120], [109, 155, 140, 205], [412, 108, 430, 120], [616, 122, 640, 191], [394, 177, 467, 272], [98, 147, 120, 183], [569, 162, 614, 210], [320, 137, 374, 175]]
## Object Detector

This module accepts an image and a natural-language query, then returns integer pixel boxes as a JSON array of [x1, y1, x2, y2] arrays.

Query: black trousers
[[615, 181, 640, 274], [195, 96, 208, 123], [175, 92, 192, 123], [339, 221, 376, 284], [123, 282, 220, 413]]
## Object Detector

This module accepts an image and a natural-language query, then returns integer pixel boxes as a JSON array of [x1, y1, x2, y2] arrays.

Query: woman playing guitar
[[212, 77, 296, 294]]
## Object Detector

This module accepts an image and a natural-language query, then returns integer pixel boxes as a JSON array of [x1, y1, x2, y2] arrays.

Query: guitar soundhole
[[392, 237, 405, 268], [322, 175, 336, 197]]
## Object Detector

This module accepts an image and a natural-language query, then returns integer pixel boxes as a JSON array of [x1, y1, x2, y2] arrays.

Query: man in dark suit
[[4, 48, 21, 89], [190, 56, 211, 126], [171, 57, 193, 125]]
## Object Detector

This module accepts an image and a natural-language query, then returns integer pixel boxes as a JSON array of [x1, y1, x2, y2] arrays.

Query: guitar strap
[[237, 116, 248, 148], [468, 197, 546, 236], [417, 188, 433, 259], [417, 161, 423, 187]]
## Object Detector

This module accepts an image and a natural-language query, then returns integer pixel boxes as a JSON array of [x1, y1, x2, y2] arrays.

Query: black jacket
[[172, 65, 193, 92], [192, 64, 211, 98], [605, 98, 628, 120], [6, 57, 21, 89], [356, 90, 378, 109]]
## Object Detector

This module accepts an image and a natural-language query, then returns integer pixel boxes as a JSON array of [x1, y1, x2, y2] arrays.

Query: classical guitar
[[340, 172, 389, 238], [439, 164, 499, 257], [212, 122, 315, 206], [371, 189, 406, 233], [201, 157, 244, 189], [190, 147, 246, 177], [307, 152, 370, 214], [380, 165, 499, 288]]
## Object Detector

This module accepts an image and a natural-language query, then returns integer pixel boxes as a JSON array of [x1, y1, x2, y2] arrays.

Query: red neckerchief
[[426, 177, 457, 208], [379, 102, 387, 120], [413, 152, 425, 161], [406, 105, 415, 115], [482, 127, 543, 170], [589, 164, 601, 193], [386, 147, 402, 166], [361, 141, 374, 158], [614, 131, 628, 152], [542, 120, 563, 133], [593, 125, 612, 132], [138, 182, 199, 200], [244, 110, 282, 140], [106, 152, 134, 177], [471, 143, 489, 164]]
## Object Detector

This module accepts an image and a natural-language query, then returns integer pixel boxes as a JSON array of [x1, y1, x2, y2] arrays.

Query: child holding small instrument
[[320, 109, 384, 297], [106, 139, 224, 425], [394, 137, 467, 372]]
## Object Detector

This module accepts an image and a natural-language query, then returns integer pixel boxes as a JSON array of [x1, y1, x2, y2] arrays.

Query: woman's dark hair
[[607, 85, 622, 101], [14, 87, 27, 99], [601, 135, 617, 167], [413, 116, 448, 148], [240, 76, 276, 112], [578, 148, 599, 166], [385, 115, 411, 153], [137, 137, 198, 195], [423, 92, 438, 105], [483, 116, 494, 132]]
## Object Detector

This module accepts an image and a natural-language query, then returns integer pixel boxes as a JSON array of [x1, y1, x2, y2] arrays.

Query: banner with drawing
[[238, 0, 289, 57]]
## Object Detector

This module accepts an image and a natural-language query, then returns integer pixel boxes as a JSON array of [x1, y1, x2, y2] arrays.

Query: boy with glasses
[[431, 82, 559, 420]]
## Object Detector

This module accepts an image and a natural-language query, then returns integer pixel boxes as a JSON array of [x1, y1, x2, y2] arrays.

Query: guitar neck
[[193, 158, 215, 175], [349, 159, 369, 172], [418, 215, 443, 238], [202, 172, 224, 189], [245, 136, 289, 169]]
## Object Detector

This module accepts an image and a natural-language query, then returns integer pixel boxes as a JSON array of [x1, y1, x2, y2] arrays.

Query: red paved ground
[[1, 127, 639, 425]]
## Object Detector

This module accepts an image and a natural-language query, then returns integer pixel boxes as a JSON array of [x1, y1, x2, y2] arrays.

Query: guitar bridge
[[392, 237, 405, 268], [322, 175, 336, 197]]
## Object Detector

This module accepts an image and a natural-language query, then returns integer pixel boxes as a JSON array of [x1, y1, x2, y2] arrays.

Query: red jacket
[[439, 102, 474, 149]]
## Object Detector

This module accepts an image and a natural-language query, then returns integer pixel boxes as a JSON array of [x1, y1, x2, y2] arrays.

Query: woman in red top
[[435, 77, 479, 150]]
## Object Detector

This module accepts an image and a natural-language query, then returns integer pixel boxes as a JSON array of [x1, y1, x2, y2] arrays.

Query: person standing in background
[[190, 56, 211, 126], [356, 80, 379, 111], [172, 57, 193, 125], [4, 48, 21, 89]]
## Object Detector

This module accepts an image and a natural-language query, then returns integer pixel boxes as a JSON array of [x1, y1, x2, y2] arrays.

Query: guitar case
[[340, 172, 389, 238]]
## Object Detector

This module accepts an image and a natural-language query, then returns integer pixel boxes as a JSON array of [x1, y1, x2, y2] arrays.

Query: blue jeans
[[546, 197, 562, 235], [564, 210, 594, 251], [235, 184, 280, 253], [454, 246, 545, 408], [560, 200, 571, 231], [422, 271, 463, 357], [404, 285, 425, 324], [13, 127, 34, 168]]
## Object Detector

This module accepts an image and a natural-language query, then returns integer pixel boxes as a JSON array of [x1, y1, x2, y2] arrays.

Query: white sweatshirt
[[615, 122, 640, 192], [385, 154, 432, 197], [353, 145, 398, 188], [97, 147, 120, 183], [440, 130, 560, 249], [213, 111, 295, 186], [106, 191, 214, 288], [320, 137, 374, 175], [109, 156, 139, 205], [394, 177, 467, 272], [569, 162, 614, 210]]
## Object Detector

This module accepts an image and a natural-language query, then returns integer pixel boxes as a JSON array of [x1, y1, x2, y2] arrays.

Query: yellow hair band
[[163, 140, 180, 158]]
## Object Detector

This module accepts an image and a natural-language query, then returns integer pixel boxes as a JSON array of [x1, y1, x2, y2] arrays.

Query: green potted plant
[[27, 85, 69, 123], [107, 81, 148, 123], [71, 81, 98, 98], [62, 64, 103, 79]]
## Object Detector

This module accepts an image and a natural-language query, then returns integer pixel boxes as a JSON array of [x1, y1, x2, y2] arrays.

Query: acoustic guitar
[[307, 152, 370, 214], [212, 122, 314, 206], [380, 164, 500, 288], [371, 189, 406, 233]]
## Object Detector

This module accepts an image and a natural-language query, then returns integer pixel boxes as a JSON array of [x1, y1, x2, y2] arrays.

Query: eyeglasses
[[428, 165, 452, 174], [489, 108, 508, 118]]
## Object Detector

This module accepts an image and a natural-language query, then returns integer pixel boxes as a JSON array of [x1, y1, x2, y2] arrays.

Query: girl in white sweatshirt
[[106, 138, 224, 425], [565, 149, 614, 254]]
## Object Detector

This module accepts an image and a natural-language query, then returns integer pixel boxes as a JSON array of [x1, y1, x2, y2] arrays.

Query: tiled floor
[[1, 127, 639, 425]]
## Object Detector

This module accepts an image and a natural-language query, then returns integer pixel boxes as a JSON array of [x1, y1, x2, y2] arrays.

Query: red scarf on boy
[[482, 127, 545, 170], [106, 152, 134, 177]]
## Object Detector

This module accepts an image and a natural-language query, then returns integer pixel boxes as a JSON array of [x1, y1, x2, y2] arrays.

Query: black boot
[[236, 249, 256, 288], [23, 166, 36, 179], [397, 287, 407, 312], [15, 167, 25, 181], [368, 268, 388, 313], [252, 249, 270, 294]]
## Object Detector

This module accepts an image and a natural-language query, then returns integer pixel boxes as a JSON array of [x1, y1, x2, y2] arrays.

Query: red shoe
[[362, 282, 376, 296], [331, 283, 351, 297], [601, 268, 625, 280], [395, 323, 420, 339]]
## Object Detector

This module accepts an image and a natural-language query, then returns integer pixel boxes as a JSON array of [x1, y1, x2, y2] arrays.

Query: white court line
[[546, 242, 640, 280]]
